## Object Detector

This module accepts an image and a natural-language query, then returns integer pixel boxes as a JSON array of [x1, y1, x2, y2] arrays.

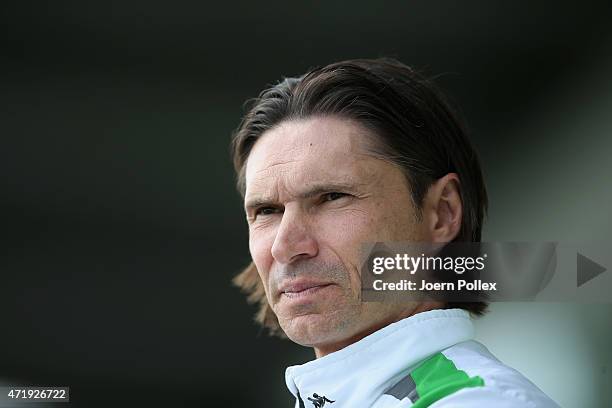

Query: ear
[[421, 173, 463, 243]]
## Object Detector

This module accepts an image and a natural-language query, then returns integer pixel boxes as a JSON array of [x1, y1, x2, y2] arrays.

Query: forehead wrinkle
[[253, 158, 300, 176], [246, 116, 375, 171], [244, 116, 391, 204], [246, 149, 387, 203]]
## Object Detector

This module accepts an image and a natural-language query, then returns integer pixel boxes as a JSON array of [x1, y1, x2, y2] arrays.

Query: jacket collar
[[285, 308, 474, 407]]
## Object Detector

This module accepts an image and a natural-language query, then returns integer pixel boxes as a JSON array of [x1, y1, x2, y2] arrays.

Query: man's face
[[244, 116, 430, 353]]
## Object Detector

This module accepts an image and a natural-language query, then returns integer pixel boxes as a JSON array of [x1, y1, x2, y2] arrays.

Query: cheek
[[248, 229, 276, 282], [316, 204, 418, 270], [320, 207, 392, 242], [318, 209, 371, 243], [316, 210, 374, 283]]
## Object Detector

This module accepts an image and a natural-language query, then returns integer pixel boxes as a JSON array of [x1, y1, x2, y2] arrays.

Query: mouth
[[279, 281, 334, 299]]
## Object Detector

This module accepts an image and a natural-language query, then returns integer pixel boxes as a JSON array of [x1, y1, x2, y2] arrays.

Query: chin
[[280, 313, 344, 347]]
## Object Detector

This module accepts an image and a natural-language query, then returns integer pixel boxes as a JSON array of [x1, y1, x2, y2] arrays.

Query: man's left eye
[[323, 192, 348, 202]]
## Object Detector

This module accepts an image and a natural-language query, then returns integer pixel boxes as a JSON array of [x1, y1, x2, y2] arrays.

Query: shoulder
[[430, 340, 560, 408], [375, 340, 559, 408]]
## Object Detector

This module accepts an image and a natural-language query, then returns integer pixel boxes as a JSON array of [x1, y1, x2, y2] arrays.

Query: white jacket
[[285, 309, 559, 408]]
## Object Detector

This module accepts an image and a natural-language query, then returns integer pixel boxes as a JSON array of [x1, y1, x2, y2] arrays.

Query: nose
[[270, 206, 318, 264]]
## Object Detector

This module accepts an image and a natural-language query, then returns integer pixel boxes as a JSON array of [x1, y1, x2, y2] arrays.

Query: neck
[[313, 302, 445, 358]]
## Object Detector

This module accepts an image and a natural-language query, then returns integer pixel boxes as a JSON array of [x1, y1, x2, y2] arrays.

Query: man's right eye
[[255, 207, 280, 217]]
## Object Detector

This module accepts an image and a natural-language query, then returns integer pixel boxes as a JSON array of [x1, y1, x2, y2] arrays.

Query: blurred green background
[[1, 1, 611, 407]]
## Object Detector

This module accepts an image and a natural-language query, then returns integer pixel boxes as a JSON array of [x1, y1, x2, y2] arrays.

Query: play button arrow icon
[[577, 253, 606, 287]]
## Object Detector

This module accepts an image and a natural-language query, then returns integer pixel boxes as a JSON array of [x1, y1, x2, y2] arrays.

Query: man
[[231, 58, 559, 407]]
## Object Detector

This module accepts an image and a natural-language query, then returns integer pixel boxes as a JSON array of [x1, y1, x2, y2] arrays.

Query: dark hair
[[231, 58, 489, 336]]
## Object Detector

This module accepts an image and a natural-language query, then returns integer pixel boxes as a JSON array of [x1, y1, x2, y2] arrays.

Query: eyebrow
[[244, 181, 362, 211]]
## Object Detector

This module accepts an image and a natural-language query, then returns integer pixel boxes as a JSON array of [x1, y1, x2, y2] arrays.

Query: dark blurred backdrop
[[1, 1, 611, 407]]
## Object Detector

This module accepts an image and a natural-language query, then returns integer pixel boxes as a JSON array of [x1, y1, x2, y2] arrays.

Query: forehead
[[244, 116, 379, 197]]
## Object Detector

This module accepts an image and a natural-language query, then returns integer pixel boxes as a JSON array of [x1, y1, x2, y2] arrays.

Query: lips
[[279, 280, 333, 298]]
